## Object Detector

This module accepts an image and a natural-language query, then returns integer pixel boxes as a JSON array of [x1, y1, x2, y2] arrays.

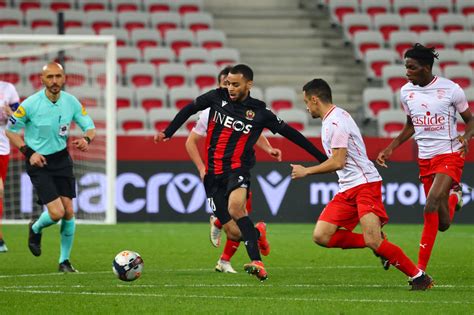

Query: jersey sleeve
[[452, 85, 469, 113], [399, 89, 410, 114], [193, 90, 215, 111], [263, 108, 286, 134], [192, 109, 209, 136], [6, 83, 20, 110], [6, 103, 28, 133], [73, 98, 95, 131], [329, 121, 349, 149]]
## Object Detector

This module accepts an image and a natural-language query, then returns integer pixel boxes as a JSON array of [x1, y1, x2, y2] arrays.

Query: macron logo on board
[[257, 171, 291, 216]]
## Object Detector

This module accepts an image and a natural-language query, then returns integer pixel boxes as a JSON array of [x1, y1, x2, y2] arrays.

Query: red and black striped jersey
[[195, 88, 285, 175]]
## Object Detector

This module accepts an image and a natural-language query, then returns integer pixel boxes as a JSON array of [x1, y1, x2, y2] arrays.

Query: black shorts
[[26, 149, 76, 205], [203, 170, 251, 225]]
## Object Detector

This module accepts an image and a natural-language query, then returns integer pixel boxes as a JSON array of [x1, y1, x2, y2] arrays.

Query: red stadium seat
[[360, 0, 390, 18], [425, 0, 452, 22], [149, 108, 179, 132], [329, 0, 358, 25], [382, 65, 408, 92], [116, 87, 134, 109], [169, 86, 199, 109], [189, 63, 218, 89], [353, 31, 384, 60], [265, 86, 297, 112], [389, 31, 419, 58], [165, 29, 195, 56], [363, 87, 394, 119], [437, 14, 467, 33], [118, 108, 147, 131], [111, 0, 140, 12], [174, 0, 202, 15], [444, 65, 473, 88], [126, 62, 156, 88], [449, 31, 474, 51], [342, 13, 372, 41], [377, 109, 407, 137], [364, 49, 398, 79], [158, 63, 188, 89], [150, 12, 180, 37], [393, 0, 423, 17], [182, 12, 213, 32], [196, 30, 226, 50], [456, 0, 474, 15], [374, 14, 403, 41], [144, 0, 172, 13], [419, 31, 448, 50], [118, 12, 149, 33], [136, 87, 167, 111], [403, 14, 434, 33], [0, 9, 22, 27], [143, 47, 176, 68], [49, 0, 74, 12], [277, 109, 308, 132], [436, 49, 463, 70]]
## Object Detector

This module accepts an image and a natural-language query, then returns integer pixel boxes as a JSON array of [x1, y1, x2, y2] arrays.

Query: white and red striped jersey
[[0, 81, 20, 155], [191, 108, 210, 136], [400, 76, 469, 159], [321, 106, 382, 192]]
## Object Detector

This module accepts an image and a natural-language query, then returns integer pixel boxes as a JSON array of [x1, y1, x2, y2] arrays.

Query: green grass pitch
[[0, 223, 472, 314]]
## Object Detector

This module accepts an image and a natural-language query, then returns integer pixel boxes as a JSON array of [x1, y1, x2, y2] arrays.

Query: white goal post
[[0, 34, 116, 224]]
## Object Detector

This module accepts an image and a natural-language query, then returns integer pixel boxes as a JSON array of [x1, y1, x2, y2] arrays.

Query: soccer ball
[[112, 250, 144, 281]]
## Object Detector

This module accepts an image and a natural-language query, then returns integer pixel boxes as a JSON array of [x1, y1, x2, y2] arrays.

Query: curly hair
[[404, 43, 439, 69]]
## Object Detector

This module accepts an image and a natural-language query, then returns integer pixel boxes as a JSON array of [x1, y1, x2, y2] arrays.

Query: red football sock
[[214, 218, 222, 229], [327, 229, 366, 249], [417, 211, 439, 271], [448, 194, 457, 221], [375, 240, 420, 277], [220, 239, 240, 262]]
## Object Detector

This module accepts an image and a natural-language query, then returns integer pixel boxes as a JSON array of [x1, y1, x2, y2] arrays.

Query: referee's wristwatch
[[83, 136, 91, 144]]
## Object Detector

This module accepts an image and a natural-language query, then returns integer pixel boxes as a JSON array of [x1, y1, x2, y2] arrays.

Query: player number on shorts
[[207, 198, 216, 212]]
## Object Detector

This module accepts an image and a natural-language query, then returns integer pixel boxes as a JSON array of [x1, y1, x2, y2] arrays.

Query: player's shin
[[236, 216, 261, 261], [220, 239, 240, 261], [375, 240, 420, 277], [59, 217, 75, 263], [417, 211, 439, 271], [32, 211, 58, 234]]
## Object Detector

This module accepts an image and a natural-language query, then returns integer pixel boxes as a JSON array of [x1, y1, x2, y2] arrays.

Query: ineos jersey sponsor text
[[194, 88, 285, 175], [400, 76, 469, 159]]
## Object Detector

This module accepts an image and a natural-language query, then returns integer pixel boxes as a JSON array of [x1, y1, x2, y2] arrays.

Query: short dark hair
[[302, 78, 332, 103], [217, 65, 232, 82], [229, 64, 253, 81], [404, 43, 439, 69]]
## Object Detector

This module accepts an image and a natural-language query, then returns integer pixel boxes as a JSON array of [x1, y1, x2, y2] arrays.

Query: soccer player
[[155, 64, 327, 281], [376, 44, 473, 272], [6, 62, 96, 272], [291, 78, 434, 290], [186, 67, 282, 273], [0, 80, 20, 252]]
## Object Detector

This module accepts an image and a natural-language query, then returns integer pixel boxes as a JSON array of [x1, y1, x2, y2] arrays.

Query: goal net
[[0, 34, 116, 224]]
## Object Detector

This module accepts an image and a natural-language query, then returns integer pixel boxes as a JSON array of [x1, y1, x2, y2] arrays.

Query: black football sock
[[236, 216, 261, 261]]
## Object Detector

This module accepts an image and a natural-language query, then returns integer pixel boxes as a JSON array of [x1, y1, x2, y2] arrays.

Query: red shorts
[[318, 181, 389, 231], [0, 154, 9, 181], [418, 152, 465, 196]]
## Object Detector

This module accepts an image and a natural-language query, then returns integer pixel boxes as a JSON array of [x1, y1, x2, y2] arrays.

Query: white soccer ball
[[112, 250, 144, 281]]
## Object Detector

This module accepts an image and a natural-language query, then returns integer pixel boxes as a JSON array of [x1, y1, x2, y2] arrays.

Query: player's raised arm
[[154, 91, 213, 143]]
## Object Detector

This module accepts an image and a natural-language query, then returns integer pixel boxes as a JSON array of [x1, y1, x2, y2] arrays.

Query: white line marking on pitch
[[0, 289, 471, 305], [2, 283, 472, 289]]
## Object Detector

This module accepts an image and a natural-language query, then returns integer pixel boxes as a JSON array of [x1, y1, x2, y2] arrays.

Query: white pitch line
[[0, 264, 468, 279], [0, 288, 472, 305], [4, 283, 469, 290]]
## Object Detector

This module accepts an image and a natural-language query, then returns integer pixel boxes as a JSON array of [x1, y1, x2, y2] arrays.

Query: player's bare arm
[[256, 134, 282, 161], [185, 131, 206, 180], [457, 109, 474, 157], [376, 116, 415, 168], [291, 147, 347, 179]]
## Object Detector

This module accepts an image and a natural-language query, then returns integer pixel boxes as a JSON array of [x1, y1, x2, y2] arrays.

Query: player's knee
[[312, 231, 329, 247], [364, 238, 381, 251], [438, 220, 450, 232], [49, 208, 66, 221], [424, 197, 439, 213]]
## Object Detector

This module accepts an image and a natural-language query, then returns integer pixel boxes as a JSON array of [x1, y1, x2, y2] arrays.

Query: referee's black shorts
[[26, 148, 76, 205], [203, 170, 251, 225]]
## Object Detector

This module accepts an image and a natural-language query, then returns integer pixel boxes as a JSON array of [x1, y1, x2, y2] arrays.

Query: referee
[[6, 62, 95, 272]]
